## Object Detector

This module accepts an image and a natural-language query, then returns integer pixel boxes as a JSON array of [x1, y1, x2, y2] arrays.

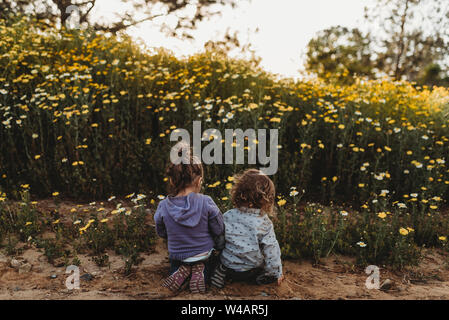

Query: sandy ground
[[1, 238, 449, 300]]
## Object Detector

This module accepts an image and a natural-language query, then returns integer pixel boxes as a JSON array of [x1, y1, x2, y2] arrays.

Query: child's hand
[[277, 275, 285, 286]]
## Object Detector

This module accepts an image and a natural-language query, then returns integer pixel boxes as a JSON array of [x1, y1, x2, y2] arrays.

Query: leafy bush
[[0, 190, 156, 271], [275, 191, 447, 269], [1, 17, 448, 206]]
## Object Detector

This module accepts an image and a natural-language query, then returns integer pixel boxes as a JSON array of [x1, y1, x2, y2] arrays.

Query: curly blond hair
[[230, 169, 275, 214]]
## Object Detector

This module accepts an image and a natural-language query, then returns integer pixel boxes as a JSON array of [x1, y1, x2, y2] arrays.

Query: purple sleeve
[[154, 202, 167, 239], [206, 196, 224, 237]]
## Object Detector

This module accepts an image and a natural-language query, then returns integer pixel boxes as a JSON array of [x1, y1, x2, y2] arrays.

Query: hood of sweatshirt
[[164, 192, 205, 227]]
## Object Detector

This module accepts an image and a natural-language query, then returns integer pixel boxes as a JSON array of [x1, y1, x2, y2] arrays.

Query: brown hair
[[166, 145, 203, 196], [230, 169, 275, 214]]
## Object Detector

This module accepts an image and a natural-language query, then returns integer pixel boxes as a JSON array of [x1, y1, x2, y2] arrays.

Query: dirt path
[[1, 239, 449, 300]]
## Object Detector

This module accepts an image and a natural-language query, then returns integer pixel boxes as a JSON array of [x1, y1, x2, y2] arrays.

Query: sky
[[91, 0, 375, 78]]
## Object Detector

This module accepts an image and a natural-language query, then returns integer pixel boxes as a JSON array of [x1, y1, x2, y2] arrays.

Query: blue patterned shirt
[[220, 208, 283, 278]]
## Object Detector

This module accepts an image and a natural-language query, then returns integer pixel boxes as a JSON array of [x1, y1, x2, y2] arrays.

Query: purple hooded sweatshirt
[[154, 192, 224, 261]]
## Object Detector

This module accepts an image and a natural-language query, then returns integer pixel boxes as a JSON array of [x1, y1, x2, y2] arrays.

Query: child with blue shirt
[[211, 169, 284, 288]]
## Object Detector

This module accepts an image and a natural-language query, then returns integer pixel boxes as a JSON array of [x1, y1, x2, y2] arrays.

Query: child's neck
[[176, 186, 199, 197]]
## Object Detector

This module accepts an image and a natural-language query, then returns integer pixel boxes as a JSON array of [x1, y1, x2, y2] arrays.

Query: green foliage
[[276, 201, 423, 270], [92, 253, 110, 268], [306, 0, 449, 84], [0, 0, 244, 36], [0, 190, 42, 245], [36, 237, 67, 264], [276, 204, 348, 264], [305, 26, 375, 84], [418, 63, 449, 87], [1, 17, 449, 207], [0, 190, 157, 271]]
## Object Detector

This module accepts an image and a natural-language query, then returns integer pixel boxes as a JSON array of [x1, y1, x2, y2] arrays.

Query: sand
[[1, 238, 448, 300]]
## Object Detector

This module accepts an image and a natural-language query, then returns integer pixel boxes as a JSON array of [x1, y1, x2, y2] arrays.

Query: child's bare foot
[[277, 275, 285, 286]]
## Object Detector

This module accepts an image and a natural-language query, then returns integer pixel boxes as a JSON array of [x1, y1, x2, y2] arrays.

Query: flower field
[[1, 17, 449, 269]]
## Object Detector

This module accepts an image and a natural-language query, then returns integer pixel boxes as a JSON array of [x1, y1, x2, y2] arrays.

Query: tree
[[366, 0, 449, 82], [418, 63, 449, 87], [305, 0, 449, 85], [0, 0, 243, 36], [305, 26, 376, 84]]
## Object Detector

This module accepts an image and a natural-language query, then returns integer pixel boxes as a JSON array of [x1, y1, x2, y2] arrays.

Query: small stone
[[10, 258, 22, 269], [380, 279, 393, 291], [80, 273, 93, 281], [50, 274, 58, 279], [18, 263, 32, 274], [260, 292, 269, 297]]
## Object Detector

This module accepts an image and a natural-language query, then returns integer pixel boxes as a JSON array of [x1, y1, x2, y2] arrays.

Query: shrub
[[0, 16, 448, 206]]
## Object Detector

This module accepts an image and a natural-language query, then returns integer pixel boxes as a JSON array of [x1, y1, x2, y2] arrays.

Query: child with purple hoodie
[[154, 150, 224, 294]]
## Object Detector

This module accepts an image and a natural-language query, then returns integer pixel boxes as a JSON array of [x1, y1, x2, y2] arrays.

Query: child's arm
[[258, 219, 283, 280], [206, 196, 225, 250], [154, 202, 168, 239]]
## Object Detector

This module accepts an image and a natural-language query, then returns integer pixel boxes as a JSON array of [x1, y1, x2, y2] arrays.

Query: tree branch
[[93, 13, 165, 34], [394, 0, 410, 80]]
